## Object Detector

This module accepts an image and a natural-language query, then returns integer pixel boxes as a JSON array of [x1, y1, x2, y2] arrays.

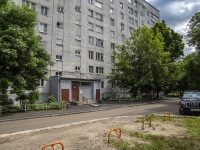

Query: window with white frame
[[39, 23, 47, 33], [75, 5, 81, 12], [129, 27, 134, 34], [22, 0, 36, 10], [110, 18, 114, 26], [56, 55, 62, 61], [57, 6, 64, 12], [96, 38, 103, 47], [41, 6, 48, 16], [111, 30, 115, 38], [110, 7, 114, 14], [88, 22, 94, 30], [56, 72, 62, 76], [89, 51, 94, 59], [96, 52, 104, 61], [134, 11, 138, 17], [75, 66, 80, 71], [129, 17, 134, 24], [75, 20, 81, 26], [95, 25, 103, 33], [128, 7, 133, 14], [112, 82, 116, 88], [121, 34, 125, 41], [111, 43, 115, 49], [89, 66, 94, 73], [95, 12, 103, 21], [88, 0, 93, 5], [75, 50, 81, 56], [95, 1, 103, 9], [96, 67, 104, 74], [39, 79, 44, 86], [57, 22, 63, 28], [120, 2, 123, 9], [120, 13, 124, 19], [121, 23, 124, 30], [75, 35, 81, 41], [89, 36, 94, 44], [101, 81, 104, 88], [56, 39, 63, 45], [111, 56, 115, 63], [88, 9, 94, 17]]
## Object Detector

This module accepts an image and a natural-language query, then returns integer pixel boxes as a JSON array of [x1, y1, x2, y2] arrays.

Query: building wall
[[12, 0, 160, 101]]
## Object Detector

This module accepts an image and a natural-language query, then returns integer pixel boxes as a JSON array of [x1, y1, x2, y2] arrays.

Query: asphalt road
[[0, 99, 180, 135]]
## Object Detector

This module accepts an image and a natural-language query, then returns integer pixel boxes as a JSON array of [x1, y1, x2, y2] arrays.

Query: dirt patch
[[0, 115, 186, 150]]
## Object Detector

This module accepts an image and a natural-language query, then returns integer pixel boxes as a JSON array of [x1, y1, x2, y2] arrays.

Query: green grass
[[109, 115, 200, 150]]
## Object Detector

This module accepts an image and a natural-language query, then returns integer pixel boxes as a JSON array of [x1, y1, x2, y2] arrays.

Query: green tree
[[108, 26, 170, 98], [152, 20, 184, 61], [0, 1, 52, 106], [187, 12, 200, 51]]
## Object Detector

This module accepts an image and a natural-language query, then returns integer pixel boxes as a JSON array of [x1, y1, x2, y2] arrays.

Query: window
[[110, 19, 114, 26], [95, 25, 103, 33], [75, 6, 81, 12], [111, 31, 115, 38], [111, 56, 115, 63], [95, 1, 103, 9], [134, 1, 137, 7], [57, 6, 64, 12], [128, 7, 133, 14], [56, 55, 62, 61], [121, 34, 125, 41], [88, 0, 93, 4], [141, 12, 144, 16], [96, 12, 103, 21], [89, 51, 94, 59], [75, 20, 81, 25], [96, 38, 103, 47], [22, 0, 36, 10], [110, 0, 113, 3], [89, 66, 94, 73], [141, 21, 144, 25], [56, 72, 62, 76], [120, 2, 123, 9], [56, 39, 63, 45], [96, 67, 104, 74], [96, 52, 104, 61], [88, 9, 94, 17], [112, 82, 116, 88], [75, 66, 80, 71], [75, 35, 81, 41], [110, 7, 114, 14], [101, 81, 104, 88], [129, 17, 134, 24], [41, 6, 48, 16], [135, 20, 138, 26], [134, 11, 138, 17], [121, 23, 124, 30], [89, 36, 94, 44], [111, 43, 115, 49], [127, 0, 133, 4], [147, 11, 149, 16], [75, 50, 81, 56], [129, 27, 134, 34], [39, 79, 44, 86], [39, 23, 47, 33], [112, 69, 116, 74], [88, 22, 94, 30], [120, 13, 124, 19], [57, 22, 63, 28]]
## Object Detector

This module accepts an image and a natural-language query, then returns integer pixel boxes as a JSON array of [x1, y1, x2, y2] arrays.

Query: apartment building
[[13, 0, 160, 103]]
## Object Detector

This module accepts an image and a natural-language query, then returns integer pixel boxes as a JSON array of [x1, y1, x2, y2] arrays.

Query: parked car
[[179, 91, 200, 115]]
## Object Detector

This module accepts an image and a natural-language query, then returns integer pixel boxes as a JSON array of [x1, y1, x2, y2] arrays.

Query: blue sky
[[146, 0, 200, 55]]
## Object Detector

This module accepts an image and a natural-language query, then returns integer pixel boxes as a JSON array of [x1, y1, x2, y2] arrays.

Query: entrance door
[[61, 89, 69, 102], [72, 81, 79, 101], [96, 89, 100, 100]]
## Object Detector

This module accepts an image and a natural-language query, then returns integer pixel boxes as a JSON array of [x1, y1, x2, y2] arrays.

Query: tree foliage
[[0, 1, 52, 106], [108, 26, 170, 98], [152, 20, 184, 61], [187, 12, 200, 51]]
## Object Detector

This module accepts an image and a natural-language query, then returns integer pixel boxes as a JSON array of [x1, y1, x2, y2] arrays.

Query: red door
[[61, 89, 69, 102], [72, 81, 79, 101], [96, 89, 100, 100]]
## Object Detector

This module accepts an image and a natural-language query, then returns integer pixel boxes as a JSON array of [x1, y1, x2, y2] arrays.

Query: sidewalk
[[0, 98, 177, 122]]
